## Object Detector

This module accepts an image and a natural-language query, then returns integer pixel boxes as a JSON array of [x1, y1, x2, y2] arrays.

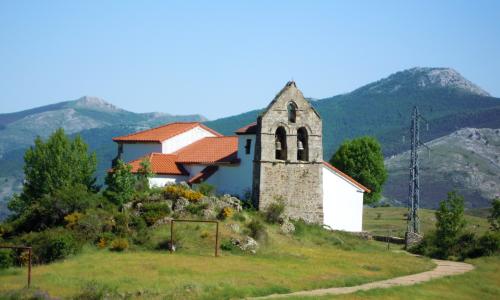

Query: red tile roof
[[188, 165, 219, 185], [235, 122, 258, 135], [322, 161, 371, 193], [112, 122, 222, 143], [174, 136, 239, 164], [128, 153, 188, 175]]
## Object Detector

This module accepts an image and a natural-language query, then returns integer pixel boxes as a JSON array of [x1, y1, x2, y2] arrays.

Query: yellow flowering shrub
[[110, 239, 129, 252], [18, 251, 31, 266], [220, 207, 234, 220], [97, 238, 107, 249], [64, 212, 83, 229], [164, 185, 203, 202]]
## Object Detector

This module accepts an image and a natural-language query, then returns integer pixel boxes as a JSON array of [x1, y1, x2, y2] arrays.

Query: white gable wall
[[122, 143, 162, 163], [149, 175, 189, 188], [162, 126, 217, 154], [322, 166, 364, 232], [203, 135, 254, 198]]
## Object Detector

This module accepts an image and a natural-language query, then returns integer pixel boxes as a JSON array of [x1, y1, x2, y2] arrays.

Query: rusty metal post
[[215, 221, 219, 257], [28, 247, 32, 288], [170, 220, 174, 253]]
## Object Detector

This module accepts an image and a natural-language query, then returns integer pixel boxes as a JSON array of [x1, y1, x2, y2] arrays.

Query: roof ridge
[[113, 121, 205, 141], [113, 122, 200, 140], [322, 161, 371, 193]]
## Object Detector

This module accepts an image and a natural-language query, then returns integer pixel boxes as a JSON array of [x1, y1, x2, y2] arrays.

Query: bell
[[275, 140, 282, 151], [297, 140, 304, 151]]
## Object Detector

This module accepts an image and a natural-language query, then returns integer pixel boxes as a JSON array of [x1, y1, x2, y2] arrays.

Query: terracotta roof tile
[[235, 122, 258, 135], [322, 161, 371, 193], [128, 153, 188, 175], [174, 136, 239, 164], [113, 122, 222, 143]]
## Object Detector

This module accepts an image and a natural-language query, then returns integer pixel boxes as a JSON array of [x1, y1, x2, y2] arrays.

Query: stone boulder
[[280, 219, 295, 235], [172, 197, 190, 213], [231, 236, 259, 254]]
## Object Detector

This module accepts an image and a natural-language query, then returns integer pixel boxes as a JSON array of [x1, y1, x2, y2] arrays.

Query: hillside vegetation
[[0, 217, 434, 299], [363, 207, 490, 238], [384, 128, 500, 208], [2, 67, 500, 217]]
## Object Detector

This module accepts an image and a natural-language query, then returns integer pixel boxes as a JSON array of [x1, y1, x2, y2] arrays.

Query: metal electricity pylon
[[406, 106, 429, 246]]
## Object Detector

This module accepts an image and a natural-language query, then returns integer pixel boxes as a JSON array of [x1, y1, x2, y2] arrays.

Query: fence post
[[28, 247, 32, 288], [170, 220, 174, 253], [215, 221, 219, 257]]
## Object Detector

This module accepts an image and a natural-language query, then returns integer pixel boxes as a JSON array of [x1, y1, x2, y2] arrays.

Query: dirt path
[[248, 259, 474, 299]]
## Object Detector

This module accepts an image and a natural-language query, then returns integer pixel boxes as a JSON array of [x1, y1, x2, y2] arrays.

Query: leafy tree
[[104, 159, 136, 207], [136, 157, 153, 191], [329, 136, 387, 204], [8, 128, 97, 217], [488, 198, 500, 231], [435, 191, 466, 258]]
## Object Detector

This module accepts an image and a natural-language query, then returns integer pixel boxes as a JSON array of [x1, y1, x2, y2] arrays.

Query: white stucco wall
[[122, 143, 162, 162], [162, 126, 217, 153], [204, 135, 254, 198], [322, 166, 364, 232], [148, 175, 188, 188]]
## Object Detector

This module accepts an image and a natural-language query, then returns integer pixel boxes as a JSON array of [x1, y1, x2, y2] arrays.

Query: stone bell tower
[[252, 81, 323, 223]]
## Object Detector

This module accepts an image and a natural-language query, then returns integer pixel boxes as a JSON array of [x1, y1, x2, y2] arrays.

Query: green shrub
[[195, 183, 215, 196], [75, 280, 117, 300], [264, 198, 285, 224], [72, 209, 110, 242], [186, 202, 209, 216], [113, 212, 130, 237], [142, 211, 165, 226], [488, 198, 500, 231], [411, 231, 499, 260], [232, 212, 247, 222], [110, 238, 129, 252], [220, 239, 236, 251], [435, 191, 466, 258], [19, 228, 80, 264], [477, 231, 500, 256], [0, 249, 13, 269], [247, 218, 267, 241]]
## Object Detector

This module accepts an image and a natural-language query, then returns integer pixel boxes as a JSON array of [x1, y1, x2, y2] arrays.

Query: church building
[[112, 82, 369, 232]]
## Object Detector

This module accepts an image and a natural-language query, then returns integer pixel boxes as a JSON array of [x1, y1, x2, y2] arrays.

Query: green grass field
[[286, 256, 500, 300], [0, 221, 434, 299], [363, 207, 490, 237]]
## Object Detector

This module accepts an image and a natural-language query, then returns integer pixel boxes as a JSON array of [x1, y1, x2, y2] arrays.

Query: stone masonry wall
[[252, 82, 324, 223]]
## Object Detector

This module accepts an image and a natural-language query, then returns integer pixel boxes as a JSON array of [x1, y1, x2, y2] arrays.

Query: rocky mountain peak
[[71, 96, 124, 112], [354, 67, 491, 97]]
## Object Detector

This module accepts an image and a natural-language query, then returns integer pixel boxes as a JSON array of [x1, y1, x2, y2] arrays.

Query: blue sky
[[1, 1, 499, 119]]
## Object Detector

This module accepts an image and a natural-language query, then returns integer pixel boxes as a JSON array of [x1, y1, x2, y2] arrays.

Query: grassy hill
[[0, 216, 434, 299], [363, 207, 490, 238]]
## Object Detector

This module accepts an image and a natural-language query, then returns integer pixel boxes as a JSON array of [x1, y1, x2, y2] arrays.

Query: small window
[[245, 139, 252, 154], [275, 126, 287, 160], [287, 102, 297, 123]]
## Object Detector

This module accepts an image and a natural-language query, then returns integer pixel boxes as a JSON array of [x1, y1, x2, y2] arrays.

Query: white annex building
[[112, 82, 369, 232]]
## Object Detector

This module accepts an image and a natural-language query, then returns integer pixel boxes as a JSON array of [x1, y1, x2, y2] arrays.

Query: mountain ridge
[[1, 67, 499, 219]]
